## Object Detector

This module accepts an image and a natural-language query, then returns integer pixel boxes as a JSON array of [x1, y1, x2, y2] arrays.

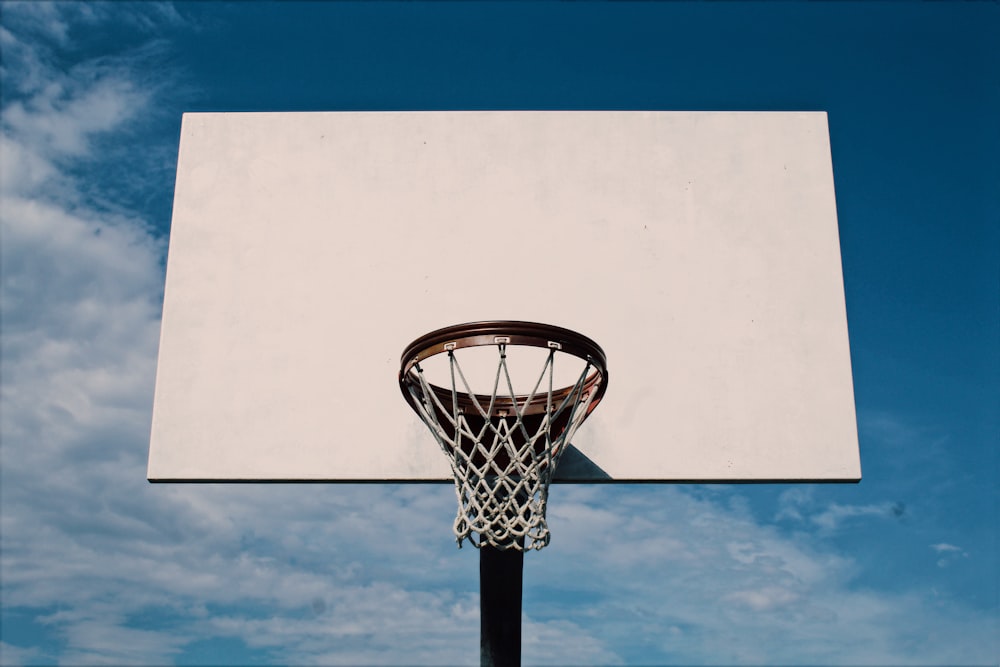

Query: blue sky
[[0, 1, 997, 665]]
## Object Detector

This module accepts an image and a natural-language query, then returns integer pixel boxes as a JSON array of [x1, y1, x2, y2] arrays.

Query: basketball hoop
[[399, 321, 608, 551]]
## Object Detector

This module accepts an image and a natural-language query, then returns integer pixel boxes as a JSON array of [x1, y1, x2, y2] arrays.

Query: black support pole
[[479, 543, 524, 667]]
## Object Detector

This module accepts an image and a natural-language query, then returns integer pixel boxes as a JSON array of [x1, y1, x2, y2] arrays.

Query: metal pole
[[479, 543, 523, 667]]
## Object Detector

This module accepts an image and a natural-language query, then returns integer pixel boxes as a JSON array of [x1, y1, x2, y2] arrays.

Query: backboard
[[147, 111, 860, 483]]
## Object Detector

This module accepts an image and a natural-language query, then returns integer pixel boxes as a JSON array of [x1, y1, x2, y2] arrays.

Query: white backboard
[[148, 111, 860, 482]]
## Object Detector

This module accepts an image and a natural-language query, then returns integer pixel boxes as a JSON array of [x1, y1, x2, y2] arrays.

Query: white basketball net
[[403, 343, 600, 551]]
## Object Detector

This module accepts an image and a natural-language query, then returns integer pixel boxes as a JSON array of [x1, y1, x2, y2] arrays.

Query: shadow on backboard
[[553, 444, 611, 482]]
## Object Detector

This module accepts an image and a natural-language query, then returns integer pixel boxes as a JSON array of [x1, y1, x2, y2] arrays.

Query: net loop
[[399, 322, 607, 551]]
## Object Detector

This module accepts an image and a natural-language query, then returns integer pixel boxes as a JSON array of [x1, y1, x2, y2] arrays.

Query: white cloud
[[54, 618, 186, 667], [810, 501, 902, 532], [3, 76, 148, 158], [523, 616, 624, 666], [0, 132, 58, 194], [775, 485, 813, 521], [930, 542, 969, 569], [191, 581, 481, 666], [0, 641, 45, 667], [776, 486, 906, 533]]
